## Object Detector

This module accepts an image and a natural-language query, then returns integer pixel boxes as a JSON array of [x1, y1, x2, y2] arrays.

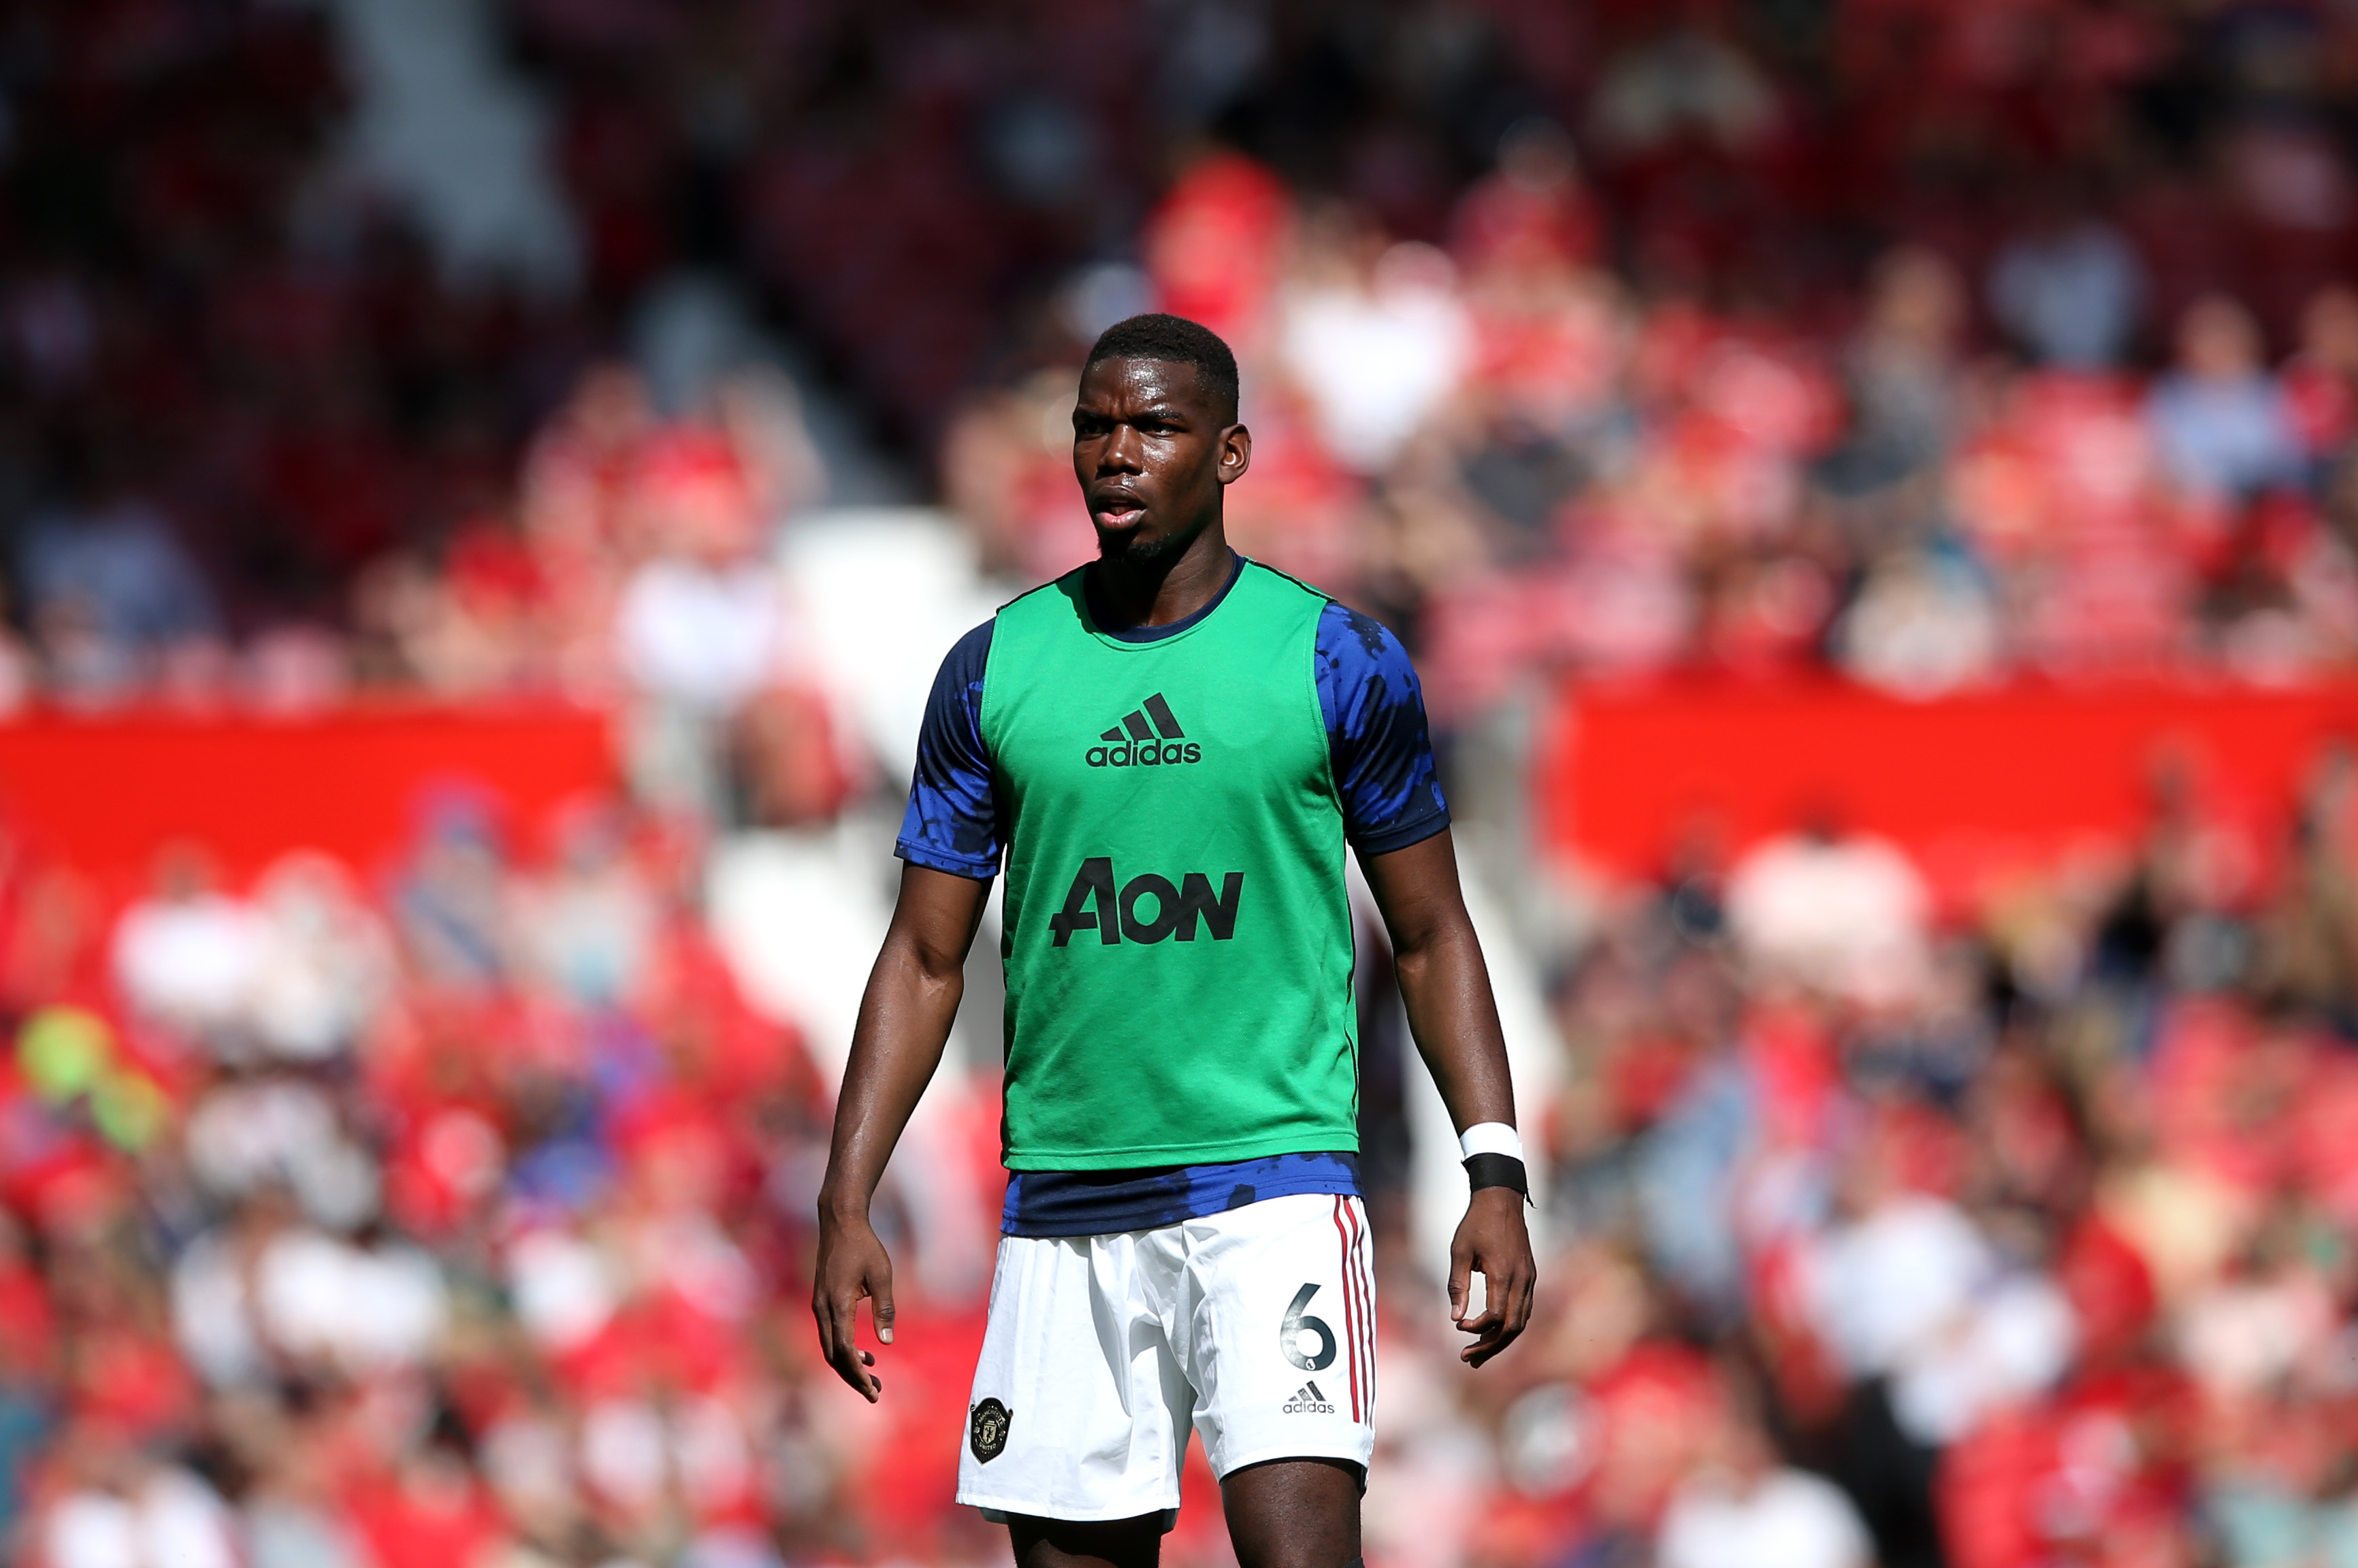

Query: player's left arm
[[1360, 830, 1536, 1368]]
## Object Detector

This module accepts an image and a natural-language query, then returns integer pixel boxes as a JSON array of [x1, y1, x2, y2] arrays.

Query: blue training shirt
[[894, 553, 1449, 1238]]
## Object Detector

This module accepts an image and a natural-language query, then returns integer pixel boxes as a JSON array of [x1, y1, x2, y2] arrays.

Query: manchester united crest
[[969, 1396, 1012, 1463]]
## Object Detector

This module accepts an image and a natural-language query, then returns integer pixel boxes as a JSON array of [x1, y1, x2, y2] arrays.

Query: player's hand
[[813, 1206, 896, 1401], [1447, 1186, 1534, 1367]]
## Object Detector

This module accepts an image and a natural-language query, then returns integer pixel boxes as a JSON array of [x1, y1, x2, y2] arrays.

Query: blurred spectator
[[1832, 248, 1969, 499], [241, 1429, 372, 1568], [110, 847, 260, 1049], [1726, 824, 1933, 1009], [393, 797, 513, 994], [1836, 549, 2003, 697], [1989, 191, 2146, 371], [1587, 21, 1780, 161], [21, 451, 221, 708], [2283, 286, 2358, 471], [514, 802, 656, 1011], [1278, 226, 1472, 477], [1658, 1397, 1872, 1568], [1143, 150, 1293, 353], [614, 431, 789, 818], [245, 855, 393, 1063], [37, 1444, 239, 1568], [1803, 1145, 2073, 1450], [250, 1222, 448, 1377], [513, 361, 658, 695], [181, 1080, 377, 1231], [2147, 296, 2304, 502], [1449, 119, 1601, 282]]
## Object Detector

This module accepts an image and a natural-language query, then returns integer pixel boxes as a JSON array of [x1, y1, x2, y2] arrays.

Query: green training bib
[[980, 561, 1358, 1169]]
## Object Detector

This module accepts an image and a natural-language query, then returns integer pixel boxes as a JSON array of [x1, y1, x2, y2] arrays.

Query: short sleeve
[[895, 619, 1001, 878], [1316, 603, 1450, 855]]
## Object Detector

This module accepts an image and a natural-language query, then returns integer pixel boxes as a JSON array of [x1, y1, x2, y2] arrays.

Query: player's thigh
[[1221, 1457, 1361, 1568], [1184, 1193, 1377, 1480], [1007, 1511, 1166, 1568]]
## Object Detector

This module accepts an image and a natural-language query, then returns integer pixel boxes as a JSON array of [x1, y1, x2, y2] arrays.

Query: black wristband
[[1464, 1152, 1528, 1198]]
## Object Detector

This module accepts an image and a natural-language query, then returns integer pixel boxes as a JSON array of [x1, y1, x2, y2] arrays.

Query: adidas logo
[[1281, 1381, 1336, 1416], [1085, 692, 1202, 768]]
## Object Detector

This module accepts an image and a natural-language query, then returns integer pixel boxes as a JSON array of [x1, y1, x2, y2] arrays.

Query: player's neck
[[1091, 524, 1235, 630]]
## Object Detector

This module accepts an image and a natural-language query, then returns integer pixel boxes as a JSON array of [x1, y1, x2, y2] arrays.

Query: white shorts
[[956, 1192, 1377, 1525]]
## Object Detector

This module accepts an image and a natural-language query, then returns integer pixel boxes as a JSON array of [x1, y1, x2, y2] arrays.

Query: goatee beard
[[1097, 512, 1209, 567], [1097, 526, 1184, 566]]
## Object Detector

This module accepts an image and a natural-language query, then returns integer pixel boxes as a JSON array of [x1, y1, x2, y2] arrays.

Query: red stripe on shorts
[[1344, 1197, 1373, 1424], [1331, 1196, 1360, 1422]]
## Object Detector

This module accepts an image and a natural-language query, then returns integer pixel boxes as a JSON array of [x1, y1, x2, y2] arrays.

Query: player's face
[[1072, 358, 1250, 564]]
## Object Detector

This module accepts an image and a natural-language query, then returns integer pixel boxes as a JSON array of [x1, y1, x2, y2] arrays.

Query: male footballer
[[814, 312, 1534, 1568]]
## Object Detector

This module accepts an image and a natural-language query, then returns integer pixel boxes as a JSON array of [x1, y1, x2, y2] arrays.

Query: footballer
[[814, 313, 1535, 1568]]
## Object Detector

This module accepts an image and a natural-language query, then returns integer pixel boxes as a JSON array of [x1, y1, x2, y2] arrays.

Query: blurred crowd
[[2, 0, 554, 669], [956, 141, 2358, 718], [1483, 743, 2358, 1568], [12, 1, 2358, 715], [9, 1, 2358, 1567], [0, 791, 1029, 1568], [9, 725, 2358, 1568]]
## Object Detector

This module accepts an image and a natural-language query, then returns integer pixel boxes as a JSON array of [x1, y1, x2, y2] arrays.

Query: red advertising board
[[1538, 678, 2358, 896], [0, 703, 616, 889]]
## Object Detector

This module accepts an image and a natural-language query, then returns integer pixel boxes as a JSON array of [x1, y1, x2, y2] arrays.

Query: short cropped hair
[[1084, 313, 1240, 422]]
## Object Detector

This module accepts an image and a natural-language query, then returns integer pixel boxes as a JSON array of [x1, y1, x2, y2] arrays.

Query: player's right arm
[[815, 619, 1001, 1401], [813, 862, 990, 1401]]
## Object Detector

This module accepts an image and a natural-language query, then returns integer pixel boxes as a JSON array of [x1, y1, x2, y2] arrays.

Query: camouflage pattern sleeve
[[1315, 602, 1450, 855], [894, 619, 1001, 878]]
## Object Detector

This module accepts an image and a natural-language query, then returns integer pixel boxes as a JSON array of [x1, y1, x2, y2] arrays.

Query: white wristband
[[1458, 1122, 1523, 1162]]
